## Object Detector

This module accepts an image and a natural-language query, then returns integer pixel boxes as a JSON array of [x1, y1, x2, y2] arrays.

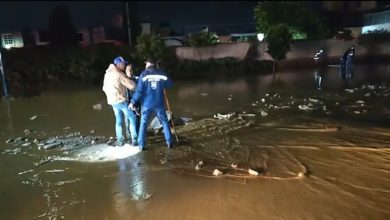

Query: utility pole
[[0, 50, 9, 97], [125, 1, 132, 45]]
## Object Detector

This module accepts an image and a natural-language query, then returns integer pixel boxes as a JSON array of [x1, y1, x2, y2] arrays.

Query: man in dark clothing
[[341, 45, 355, 67], [124, 63, 140, 144], [128, 58, 174, 150], [340, 46, 355, 84]]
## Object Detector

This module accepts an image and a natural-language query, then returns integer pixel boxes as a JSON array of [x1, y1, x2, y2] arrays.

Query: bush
[[2, 44, 274, 96], [266, 24, 293, 62], [332, 29, 354, 41], [135, 34, 166, 62], [2, 44, 137, 95], [188, 30, 219, 47]]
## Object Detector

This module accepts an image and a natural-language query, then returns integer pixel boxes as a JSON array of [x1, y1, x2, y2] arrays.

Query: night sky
[[0, 1, 258, 34], [0, 1, 124, 31]]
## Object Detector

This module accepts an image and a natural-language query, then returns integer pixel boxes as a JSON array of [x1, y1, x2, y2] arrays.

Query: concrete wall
[[175, 38, 390, 63], [345, 27, 362, 38], [176, 42, 251, 60]]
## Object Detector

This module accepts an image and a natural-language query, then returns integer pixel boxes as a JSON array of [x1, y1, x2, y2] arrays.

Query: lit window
[[2, 34, 14, 45]]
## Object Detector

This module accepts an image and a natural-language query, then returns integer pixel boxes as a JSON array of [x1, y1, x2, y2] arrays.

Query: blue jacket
[[126, 75, 139, 102], [131, 66, 173, 109]]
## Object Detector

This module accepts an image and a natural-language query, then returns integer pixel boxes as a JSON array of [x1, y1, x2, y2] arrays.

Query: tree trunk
[[273, 61, 276, 81], [273, 61, 276, 73]]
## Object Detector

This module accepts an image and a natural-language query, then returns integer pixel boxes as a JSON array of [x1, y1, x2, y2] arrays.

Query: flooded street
[[1, 65, 390, 220]]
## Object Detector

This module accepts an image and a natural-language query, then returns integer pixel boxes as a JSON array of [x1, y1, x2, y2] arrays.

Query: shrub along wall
[[1, 44, 274, 96]]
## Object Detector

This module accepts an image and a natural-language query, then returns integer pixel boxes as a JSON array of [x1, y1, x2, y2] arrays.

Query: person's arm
[[119, 73, 136, 91], [102, 74, 108, 93], [131, 73, 144, 105]]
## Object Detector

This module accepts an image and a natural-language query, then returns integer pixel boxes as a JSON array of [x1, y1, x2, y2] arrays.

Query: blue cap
[[113, 56, 129, 65]]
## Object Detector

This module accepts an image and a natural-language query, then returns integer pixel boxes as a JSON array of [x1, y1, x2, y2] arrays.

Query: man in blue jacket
[[128, 58, 174, 150]]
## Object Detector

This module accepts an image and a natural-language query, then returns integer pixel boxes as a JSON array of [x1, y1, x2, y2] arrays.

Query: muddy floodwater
[[1, 65, 390, 220]]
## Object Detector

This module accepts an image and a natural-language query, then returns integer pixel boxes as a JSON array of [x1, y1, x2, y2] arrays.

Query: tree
[[135, 34, 166, 62], [48, 5, 78, 46], [254, 1, 328, 40], [266, 24, 292, 72], [188, 30, 219, 47]]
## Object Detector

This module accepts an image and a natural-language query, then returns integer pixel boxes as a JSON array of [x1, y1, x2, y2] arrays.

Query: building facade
[[362, 9, 390, 33], [1, 32, 24, 49]]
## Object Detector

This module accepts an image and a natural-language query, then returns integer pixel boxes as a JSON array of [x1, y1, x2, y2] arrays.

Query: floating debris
[[132, 192, 152, 201], [214, 113, 235, 120], [298, 105, 314, 111], [231, 163, 238, 169], [24, 129, 33, 134], [298, 172, 305, 177], [308, 98, 319, 103], [30, 115, 38, 120], [213, 169, 223, 176], [345, 89, 354, 93], [261, 98, 265, 103], [239, 113, 256, 117], [260, 110, 268, 117], [34, 157, 53, 167], [200, 93, 208, 96], [45, 169, 65, 173], [22, 142, 32, 147], [356, 100, 365, 105], [5, 138, 13, 144], [55, 178, 82, 186], [248, 169, 259, 176], [92, 104, 102, 110], [18, 169, 34, 175], [41, 142, 62, 150]]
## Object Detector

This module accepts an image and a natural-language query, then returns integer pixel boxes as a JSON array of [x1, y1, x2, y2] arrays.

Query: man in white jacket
[[103, 57, 138, 146]]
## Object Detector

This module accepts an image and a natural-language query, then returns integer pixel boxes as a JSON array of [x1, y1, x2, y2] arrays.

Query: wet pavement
[[0, 65, 390, 219]]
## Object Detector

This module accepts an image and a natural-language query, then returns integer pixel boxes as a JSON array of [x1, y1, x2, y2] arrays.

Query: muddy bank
[[2, 114, 390, 220]]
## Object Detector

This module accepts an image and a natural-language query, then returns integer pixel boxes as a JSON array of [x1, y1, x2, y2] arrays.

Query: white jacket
[[102, 64, 135, 105]]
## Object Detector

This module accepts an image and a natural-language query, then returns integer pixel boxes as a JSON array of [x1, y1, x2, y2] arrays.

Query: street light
[[257, 33, 265, 42], [257, 33, 265, 60], [0, 50, 9, 97]]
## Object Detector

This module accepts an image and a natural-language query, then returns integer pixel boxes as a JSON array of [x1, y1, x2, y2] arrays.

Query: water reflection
[[313, 69, 324, 90], [2, 98, 14, 132], [340, 62, 354, 88], [113, 154, 149, 217]]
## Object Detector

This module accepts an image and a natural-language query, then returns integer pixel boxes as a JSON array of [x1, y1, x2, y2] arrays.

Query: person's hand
[[128, 102, 135, 111]]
